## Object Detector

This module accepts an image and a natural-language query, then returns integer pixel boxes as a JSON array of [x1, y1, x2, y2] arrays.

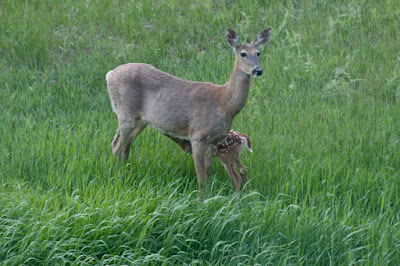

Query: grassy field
[[1, 0, 400, 264]]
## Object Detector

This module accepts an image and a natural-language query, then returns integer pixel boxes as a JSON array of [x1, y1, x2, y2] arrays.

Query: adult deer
[[106, 27, 271, 195]]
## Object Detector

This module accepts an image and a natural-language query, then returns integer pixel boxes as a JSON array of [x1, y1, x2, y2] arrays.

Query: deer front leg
[[191, 141, 213, 197]]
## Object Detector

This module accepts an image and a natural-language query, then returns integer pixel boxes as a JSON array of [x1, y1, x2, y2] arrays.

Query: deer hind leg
[[122, 119, 147, 161], [234, 154, 248, 185], [112, 118, 143, 162], [111, 131, 121, 154]]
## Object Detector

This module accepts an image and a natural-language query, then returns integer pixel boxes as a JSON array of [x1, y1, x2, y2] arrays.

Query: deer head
[[227, 27, 272, 77]]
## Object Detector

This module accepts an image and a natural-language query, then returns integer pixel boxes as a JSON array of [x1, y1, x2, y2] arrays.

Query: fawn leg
[[234, 154, 248, 185]]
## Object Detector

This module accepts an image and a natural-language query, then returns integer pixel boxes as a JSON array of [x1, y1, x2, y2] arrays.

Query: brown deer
[[166, 130, 252, 191], [106, 27, 271, 196]]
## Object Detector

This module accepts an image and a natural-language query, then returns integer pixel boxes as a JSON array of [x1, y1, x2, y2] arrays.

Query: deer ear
[[227, 28, 240, 48], [253, 27, 272, 48]]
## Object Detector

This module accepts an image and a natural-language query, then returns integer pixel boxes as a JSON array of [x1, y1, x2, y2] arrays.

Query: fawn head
[[227, 27, 272, 77], [239, 134, 252, 153]]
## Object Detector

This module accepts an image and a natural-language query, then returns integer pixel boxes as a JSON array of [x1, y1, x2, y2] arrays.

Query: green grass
[[1, 0, 400, 264]]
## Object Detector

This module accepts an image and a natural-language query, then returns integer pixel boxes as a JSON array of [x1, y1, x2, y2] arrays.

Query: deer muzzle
[[252, 67, 263, 77]]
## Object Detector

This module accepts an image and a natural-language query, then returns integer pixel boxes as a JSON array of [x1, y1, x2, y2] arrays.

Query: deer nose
[[252, 67, 263, 77]]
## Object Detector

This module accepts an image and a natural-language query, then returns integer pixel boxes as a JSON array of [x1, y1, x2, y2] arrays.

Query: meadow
[[1, 0, 400, 264]]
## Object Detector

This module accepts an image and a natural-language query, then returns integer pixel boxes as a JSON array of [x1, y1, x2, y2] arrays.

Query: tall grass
[[1, 0, 400, 264]]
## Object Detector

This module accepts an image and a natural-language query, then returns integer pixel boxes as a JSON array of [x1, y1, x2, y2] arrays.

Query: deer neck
[[223, 58, 251, 120]]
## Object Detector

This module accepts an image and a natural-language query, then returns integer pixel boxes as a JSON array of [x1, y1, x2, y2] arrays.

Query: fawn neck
[[223, 57, 251, 120]]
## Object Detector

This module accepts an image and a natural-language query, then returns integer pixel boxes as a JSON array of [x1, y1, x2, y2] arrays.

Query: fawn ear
[[253, 27, 272, 48], [227, 28, 240, 49]]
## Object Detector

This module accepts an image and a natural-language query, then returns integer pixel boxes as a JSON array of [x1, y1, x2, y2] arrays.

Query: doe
[[106, 27, 271, 195]]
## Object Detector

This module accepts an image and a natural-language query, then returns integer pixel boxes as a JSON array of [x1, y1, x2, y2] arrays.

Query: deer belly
[[143, 113, 191, 139]]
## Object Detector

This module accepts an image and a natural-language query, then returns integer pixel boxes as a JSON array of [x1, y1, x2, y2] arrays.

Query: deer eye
[[240, 52, 247, 57], [256, 52, 261, 56]]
